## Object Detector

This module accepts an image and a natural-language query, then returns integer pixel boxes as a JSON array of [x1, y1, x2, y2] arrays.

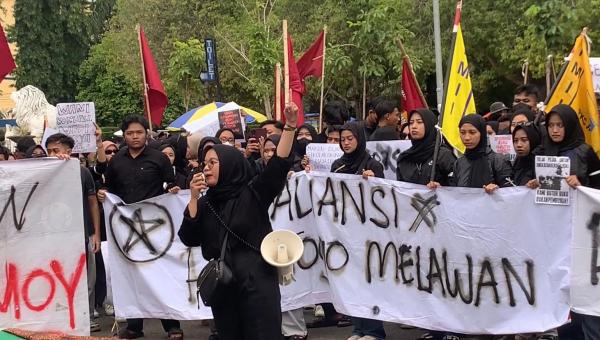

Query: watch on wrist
[[284, 124, 296, 131]]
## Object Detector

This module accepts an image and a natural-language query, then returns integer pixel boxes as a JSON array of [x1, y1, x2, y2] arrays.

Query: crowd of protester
[[1, 83, 600, 340]]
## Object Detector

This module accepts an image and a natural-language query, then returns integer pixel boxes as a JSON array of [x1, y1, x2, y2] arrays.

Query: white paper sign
[[591, 57, 600, 93], [535, 156, 571, 205], [0, 159, 89, 335], [105, 173, 572, 334], [306, 140, 412, 180], [490, 135, 516, 162], [56, 102, 96, 153], [572, 186, 600, 317]]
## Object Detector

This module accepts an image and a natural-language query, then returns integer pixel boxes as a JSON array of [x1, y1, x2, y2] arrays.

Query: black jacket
[[452, 150, 513, 188], [396, 146, 455, 186]]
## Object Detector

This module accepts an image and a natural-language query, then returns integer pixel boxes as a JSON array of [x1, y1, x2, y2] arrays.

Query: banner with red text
[[0, 159, 89, 335]]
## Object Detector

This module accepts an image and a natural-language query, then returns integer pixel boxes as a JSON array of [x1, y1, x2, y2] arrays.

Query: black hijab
[[460, 115, 492, 188], [486, 121, 499, 134], [294, 124, 318, 157], [509, 107, 535, 127], [398, 109, 437, 164], [215, 128, 235, 141], [265, 134, 281, 147], [332, 122, 370, 174], [512, 124, 541, 184], [544, 104, 585, 156], [198, 137, 221, 163], [205, 144, 252, 202]]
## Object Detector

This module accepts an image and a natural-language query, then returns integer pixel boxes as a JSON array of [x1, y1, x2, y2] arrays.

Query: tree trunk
[[263, 94, 273, 120]]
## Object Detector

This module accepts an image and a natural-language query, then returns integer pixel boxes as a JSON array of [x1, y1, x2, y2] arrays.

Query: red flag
[[297, 31, 324, 79], [282, 34, 305, 126], [0, 22, 16, 82], [139, 26, 168, 126], [401, 58, 427, 112]]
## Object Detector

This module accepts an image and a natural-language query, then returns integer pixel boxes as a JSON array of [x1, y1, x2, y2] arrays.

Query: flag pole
[[362, 74, 367, 120], [283, 20, 290, 105], [137, 24, 153, 133], [397, 39, 428, 107], [319, 26, 327, 132], [545, 55, 554, 99], [275, 62, 282, 121]]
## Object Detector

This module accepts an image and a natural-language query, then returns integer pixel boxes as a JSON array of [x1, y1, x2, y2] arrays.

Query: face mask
[[295, 138, 311, 156], [222, 141, 234, 147]]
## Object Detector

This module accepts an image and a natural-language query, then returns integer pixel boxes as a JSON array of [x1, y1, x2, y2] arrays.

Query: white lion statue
[[7, 85, 57, 141]]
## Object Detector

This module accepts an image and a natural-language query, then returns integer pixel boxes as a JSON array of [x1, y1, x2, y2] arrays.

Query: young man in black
[[45, 133, 102, 333], [369, 100, 401, 141], [97, 115, 182, 339]]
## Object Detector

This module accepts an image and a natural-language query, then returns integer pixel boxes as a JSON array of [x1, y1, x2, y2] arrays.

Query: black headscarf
[[512, 124, 541, 184], [331, 122, 371, 174], [205, 144, 252, 202], [398, 109, 437, 164], [198, 137, 221, 163], [544, 104, 585, 156], [294, 124, 318, 157], [215, 128, 235, 140], [265, 134, 281, 147], [509, 107, 535, 127], [460, 115, 492, 188], [486, 121, 499, 134], [26, 145, 46, 158]]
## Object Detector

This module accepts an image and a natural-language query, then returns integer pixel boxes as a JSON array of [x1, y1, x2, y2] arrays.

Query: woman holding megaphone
[[178, 102, 298, 340]]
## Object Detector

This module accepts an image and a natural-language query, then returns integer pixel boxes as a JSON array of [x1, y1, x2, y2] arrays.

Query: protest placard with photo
[[535, 156, 571, 205], [217, 109, 244, 140], [56, 102, 96, 153]]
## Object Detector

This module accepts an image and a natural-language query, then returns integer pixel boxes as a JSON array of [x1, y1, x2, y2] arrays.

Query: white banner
[[307, 140, 412, 180], [104, 192, 213, 320], [105, 172, 574, 334], [56, 102, 96, 153], [572, 186, 600, 316], [0, 159, 89, 335]]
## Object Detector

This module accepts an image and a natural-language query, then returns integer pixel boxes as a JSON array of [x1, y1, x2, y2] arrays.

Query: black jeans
[[94, 250, 107, 307], [126, 318, 181, 333]]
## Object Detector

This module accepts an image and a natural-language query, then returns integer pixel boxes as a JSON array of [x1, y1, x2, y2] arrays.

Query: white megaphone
[[260, 230, 304, 286]]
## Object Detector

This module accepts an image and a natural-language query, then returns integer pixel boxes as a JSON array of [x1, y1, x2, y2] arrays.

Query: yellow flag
[[441, 2, 476, 153], [546, 31, 600, 158]]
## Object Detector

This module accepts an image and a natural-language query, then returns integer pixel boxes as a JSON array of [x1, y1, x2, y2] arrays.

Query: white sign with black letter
[[535, 156, 570, 205], [56, 102, 96, 153]]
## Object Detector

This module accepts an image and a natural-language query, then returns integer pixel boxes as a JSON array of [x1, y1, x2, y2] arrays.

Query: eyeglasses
[[512, 121, 535, 128], [203, 159, 219, 169], [105, 149, 117, 155]]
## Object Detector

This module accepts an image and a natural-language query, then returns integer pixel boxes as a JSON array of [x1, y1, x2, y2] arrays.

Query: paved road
[[94, 310, 424, 339]]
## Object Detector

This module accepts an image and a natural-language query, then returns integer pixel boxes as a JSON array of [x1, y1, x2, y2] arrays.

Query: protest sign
[[490, 135, 516, 162], [0, 159, 89, 335], [591, 57, 600, 93], [535, 156, 570, 205], [306, 140, 411, 179], [572, 186, 600, 317], [103, 192, 213, 320], [56, 102, 96, 153], [218, 109, 244, 140], [105, 173, 572, 334]]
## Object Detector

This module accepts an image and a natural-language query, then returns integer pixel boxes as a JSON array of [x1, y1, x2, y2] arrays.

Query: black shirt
[[105, 146, 175, 204], [80, 166, 96, 237]]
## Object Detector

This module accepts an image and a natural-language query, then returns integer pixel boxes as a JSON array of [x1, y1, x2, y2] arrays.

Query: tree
[[10, 0, 115, 104]]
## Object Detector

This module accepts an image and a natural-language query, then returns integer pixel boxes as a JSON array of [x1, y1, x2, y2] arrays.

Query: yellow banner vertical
[[546, 32, 600, 158], [441, 24, 476, 153]]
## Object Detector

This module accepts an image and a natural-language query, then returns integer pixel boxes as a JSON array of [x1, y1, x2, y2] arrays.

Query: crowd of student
[[1, 84, 600, 340]]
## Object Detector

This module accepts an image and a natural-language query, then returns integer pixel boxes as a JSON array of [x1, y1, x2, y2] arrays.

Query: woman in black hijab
[[255, 134, 280, 175], [293, 124, 318, 172], [452, 115, 512, 192], [511, 124, 541, 186], [397, 109, 455, 186], [509, 104, 536, 134], [330, 122, 385, 340], [331, 122, 383, 177], [539, 104, 599, 187], [178, 104, 298, 340]]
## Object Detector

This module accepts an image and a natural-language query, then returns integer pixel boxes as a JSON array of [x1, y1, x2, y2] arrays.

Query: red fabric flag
[[281, 34, 305, 126], [0, 22, 16, 82], [139, 26, 168, 127], [297, 31, 324, 79], [401, 58, 427, 112]]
